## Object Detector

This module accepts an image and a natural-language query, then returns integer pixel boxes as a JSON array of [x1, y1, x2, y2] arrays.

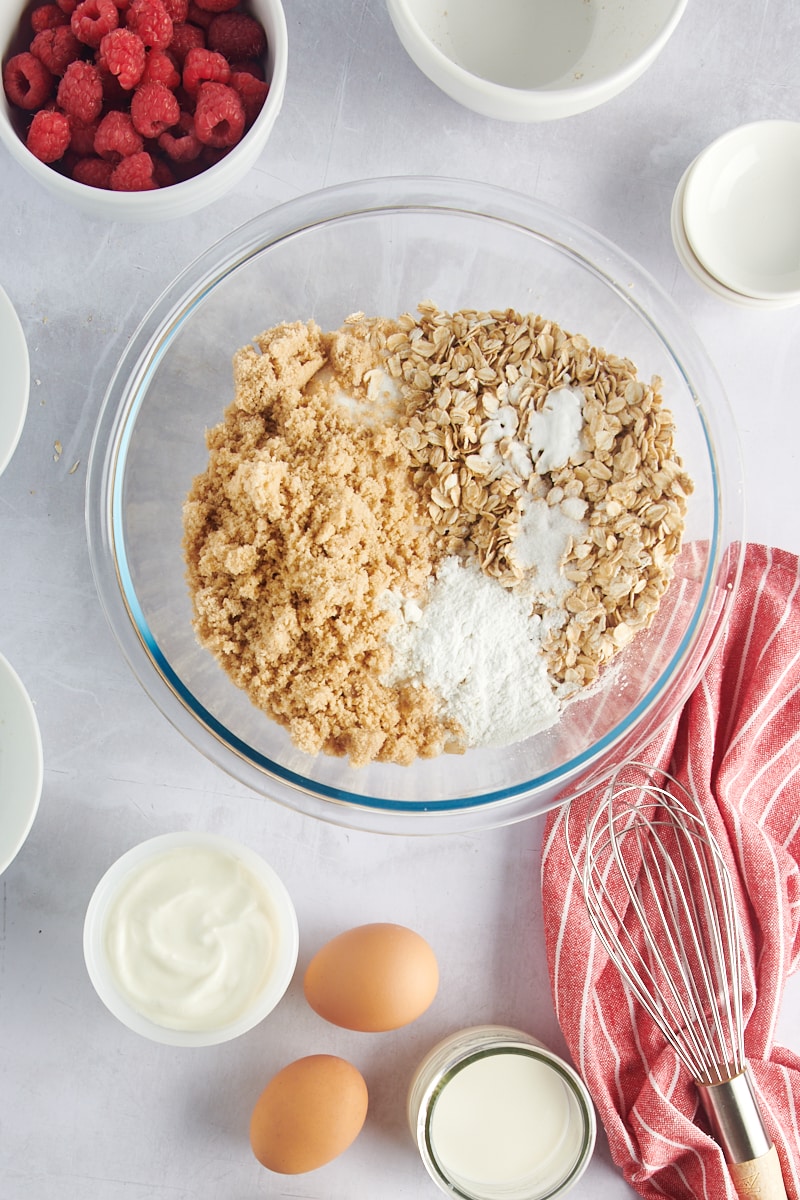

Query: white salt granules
[[382, 557, 561, 748]]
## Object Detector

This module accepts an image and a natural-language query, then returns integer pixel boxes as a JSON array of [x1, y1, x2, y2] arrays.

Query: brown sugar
[[182, 318, 463, 767]]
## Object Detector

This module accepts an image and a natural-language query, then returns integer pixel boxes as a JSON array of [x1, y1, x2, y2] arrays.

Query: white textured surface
[[1, 2, 799, 1197]]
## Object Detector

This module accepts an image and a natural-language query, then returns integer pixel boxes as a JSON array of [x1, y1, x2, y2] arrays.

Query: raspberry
[[3, 52, 54, 110], [26, 108, 71, 161], [200, 144, 227, 168], [168, 21, 205, 64], [152, 155, 175, 186], [192, 0, 238, 12], [182, 46, 229, 95], [207, 13, 266, 62], [193, 80, 243, 147], [72, 154, 114, 187], [228, 58, 264, 79], [126, 0, 173, 50], [71, 0, 119, 47], [140, 47, 180, 89], [57, 59, 103, 120], [161, 0, 188, 19], [30, 26, 83, 75], [96, 62, 128, 103], [110, 148, 157, 188], [230, 69, 268, 125], [99, 28, 146, 88], [69, 116, 100, 154], [69, 154, 113, 184], [157, 109, 201, 161], [94, 108, 144, 158], [130, 79, 179, 136], [31, 4, 70, 32], [56, 0, 79, 12], [186, 1, 215, 27]]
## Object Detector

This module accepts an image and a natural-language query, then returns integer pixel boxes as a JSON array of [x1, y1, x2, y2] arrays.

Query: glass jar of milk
[[407, 1025, 596, 1200]]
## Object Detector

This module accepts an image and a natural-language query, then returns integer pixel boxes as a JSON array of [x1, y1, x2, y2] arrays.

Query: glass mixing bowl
[[85, 177, 744, 834]]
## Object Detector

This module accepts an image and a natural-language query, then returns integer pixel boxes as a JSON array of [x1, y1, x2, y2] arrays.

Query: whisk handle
[[728, 1145, 787, 1200], [697, 1071, 788, 1200]]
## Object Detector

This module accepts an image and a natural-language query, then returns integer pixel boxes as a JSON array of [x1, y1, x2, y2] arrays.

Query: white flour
[[381, 382, 588, 749], [382, 557, 561, 748]]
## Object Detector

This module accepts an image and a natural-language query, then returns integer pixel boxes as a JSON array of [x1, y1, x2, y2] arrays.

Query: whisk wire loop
[[568, 765, 745, 1085], [566, 763, 785, 1198]]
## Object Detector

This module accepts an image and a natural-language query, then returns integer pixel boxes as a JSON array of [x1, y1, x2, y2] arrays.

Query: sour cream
[[104, 844, 277, 1032], [84, 833, 299, 1045]]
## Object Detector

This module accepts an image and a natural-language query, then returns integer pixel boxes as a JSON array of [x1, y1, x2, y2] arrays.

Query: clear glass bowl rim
[[85, 175, 745, 835]]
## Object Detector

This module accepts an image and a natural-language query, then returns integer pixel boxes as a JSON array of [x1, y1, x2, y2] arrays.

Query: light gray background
[[1, 2, 798, 1197]]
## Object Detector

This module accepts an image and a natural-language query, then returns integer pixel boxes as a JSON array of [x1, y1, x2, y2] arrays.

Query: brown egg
[[303, 922, 439, 1032], [249, 1054, 368, 1175]]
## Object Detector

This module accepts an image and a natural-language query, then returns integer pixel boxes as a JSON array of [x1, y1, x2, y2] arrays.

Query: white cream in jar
[[83, 833, 299, 1046], [408, 1026, 595, 1200]]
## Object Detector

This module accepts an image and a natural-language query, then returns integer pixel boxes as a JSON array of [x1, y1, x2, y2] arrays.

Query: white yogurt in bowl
[[83, 832, 298, 1046]]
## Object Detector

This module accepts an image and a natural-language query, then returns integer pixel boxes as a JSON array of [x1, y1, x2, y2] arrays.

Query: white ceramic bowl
[[0, 651, 43, 876], [0, 283, 29, 476], [670, 162, 800, 310], [386, 0, 687, 122], [681, 121, 800, 303], [83, 831, 299, 1046], [0, 0, 287, 222]]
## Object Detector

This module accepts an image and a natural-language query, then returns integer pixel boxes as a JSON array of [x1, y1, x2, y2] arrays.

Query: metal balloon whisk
[[566, 761, 786, 1200]]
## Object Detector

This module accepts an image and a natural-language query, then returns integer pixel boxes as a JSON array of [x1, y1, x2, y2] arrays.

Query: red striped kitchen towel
[[542, 544, 800, 1200]]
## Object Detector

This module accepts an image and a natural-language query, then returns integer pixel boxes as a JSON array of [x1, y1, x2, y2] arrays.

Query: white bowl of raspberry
[[0, 0, 287, 222]]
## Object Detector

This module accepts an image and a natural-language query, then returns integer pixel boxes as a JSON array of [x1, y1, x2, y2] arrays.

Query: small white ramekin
[[671, 157, 800, 310], [83, 830, 298, 1046], [681, 121, 800, 304], [0, 651, 42, 876], [0, 282, 29, 479], [386, 0, 687, 122]]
